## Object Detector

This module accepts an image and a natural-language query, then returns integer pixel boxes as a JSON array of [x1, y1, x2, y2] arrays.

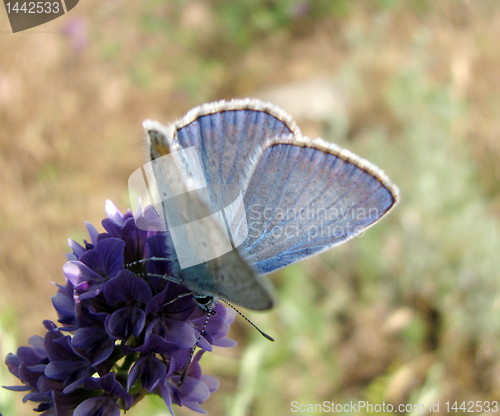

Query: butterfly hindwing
[[237, 136, 398, 275], [180, 252, 274, 310]]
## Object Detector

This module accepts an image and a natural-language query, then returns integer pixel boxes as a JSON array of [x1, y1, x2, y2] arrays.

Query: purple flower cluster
[[4, 201, 236, 416]]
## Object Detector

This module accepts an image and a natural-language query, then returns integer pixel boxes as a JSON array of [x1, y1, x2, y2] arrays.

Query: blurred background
[[1, 0, 500, 415]]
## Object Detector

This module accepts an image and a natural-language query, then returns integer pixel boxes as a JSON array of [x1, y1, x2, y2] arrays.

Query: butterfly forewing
[[172, 99, 300, 212]]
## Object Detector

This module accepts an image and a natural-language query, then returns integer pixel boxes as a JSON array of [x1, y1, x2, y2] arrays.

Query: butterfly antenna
[[220, 299, 275, 342], [161, 291, 193, 308], [125, 256, 184, 287], [127, 256, 170, 267], [178, 300, 215, 386]]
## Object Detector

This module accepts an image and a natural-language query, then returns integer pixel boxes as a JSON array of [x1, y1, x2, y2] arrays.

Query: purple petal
[[103, 271, 152, 306], [2, 384, 31, 392], [74, 396, 120, 416], [213, 337, 237, 348], [71, 328, 115, 365], [128, 355, 166, 392], [85, 221, 99, 245], [105, 306, 146, 340], [66, 252, 78, 261], [145, 282, 193, 317], [38, 376, 88, 416], [184, 400, 208, 414], [105, 200, 125, 227], [5, 353, 22, 378], [44, 360, 87, 381], [78, 238, 125, 279], [52, 293, 76, 325], [159, 382, 175, 416], [179, 377, 210, 403], [146, 318, 197, 349], [63, 261, 103, 287], [83, 373, 133, 409], [44, 333, 76, 363], [200, 375, 219, 394], [68, 238, 86, 258]]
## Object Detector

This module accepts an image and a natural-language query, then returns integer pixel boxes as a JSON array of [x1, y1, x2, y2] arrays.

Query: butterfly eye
[[195, 296, 216, 312]]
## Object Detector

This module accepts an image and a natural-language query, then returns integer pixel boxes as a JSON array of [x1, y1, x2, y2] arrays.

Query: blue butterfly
[[138, 98, 398, 310]]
